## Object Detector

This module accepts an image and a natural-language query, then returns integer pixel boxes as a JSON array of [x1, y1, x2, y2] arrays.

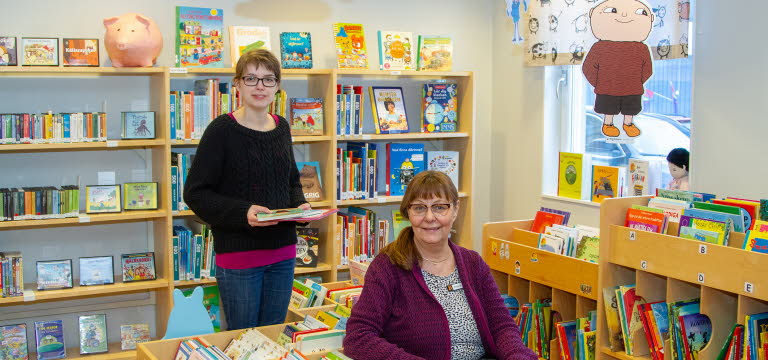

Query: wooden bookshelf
[[0, 210, 167, 230], [0, 279, 168, 305], [28, 342, 138, 360], [170, 136, 332, 146], [596, 196, 768, 360], [0, 139, 166, 152], [335, 69, 472, 77], [0, 67, 166, 75], [336, 132, 469, 141]]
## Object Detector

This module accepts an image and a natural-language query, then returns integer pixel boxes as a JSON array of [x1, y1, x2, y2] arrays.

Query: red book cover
[[625, 208, 666, 233], [530, 211, 566, 233]]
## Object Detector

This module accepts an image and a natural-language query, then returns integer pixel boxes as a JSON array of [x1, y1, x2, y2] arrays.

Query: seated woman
[[343, 171, 537, 360]]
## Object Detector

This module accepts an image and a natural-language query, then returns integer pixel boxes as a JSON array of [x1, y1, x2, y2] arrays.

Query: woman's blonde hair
[[233, 48, 282, 84], [379, 170, 459, 270]]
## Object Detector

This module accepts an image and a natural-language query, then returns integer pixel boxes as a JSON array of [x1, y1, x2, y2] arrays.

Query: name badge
[[447, 283, 463, 291]]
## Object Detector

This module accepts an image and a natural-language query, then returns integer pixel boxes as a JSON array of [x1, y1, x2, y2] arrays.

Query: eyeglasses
[[408, 203, 452, 217], [240, 76, 278, 87]]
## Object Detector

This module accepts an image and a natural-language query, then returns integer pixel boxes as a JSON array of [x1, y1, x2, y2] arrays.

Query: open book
[[257, 208, 339, 222]]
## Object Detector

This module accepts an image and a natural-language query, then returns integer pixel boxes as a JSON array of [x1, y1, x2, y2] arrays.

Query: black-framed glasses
[[408, 203, 452, 217], [240, 76, 278, 87]]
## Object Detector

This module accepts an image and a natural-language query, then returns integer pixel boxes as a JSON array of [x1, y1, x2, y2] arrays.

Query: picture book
[[290, 98, 324, 135], [228, 25, 270, 67], [387, 143, 425, 196], [123, 182, 158, 210], [369, 86, 409, 134], [86, 185, 121, 213], [333, 23, 367, 69], [603, 286, 626, 352], [0, 36, 17, 66], [422, 83, 458, 133], [392, 210, 412, 240], [591, 165, 622, 203], [296, 161, 324, 202], [417, 35, 453, 71], [531, 210, 566, 233], [628, 158, 650, 196], [679, 226, 722, 245], [36, 260, 73, 290], [121, 252, 156, 282], [79, 256, 114, 286], [542, 207, 573, 226], [256, 208, 303, 221], [714, 198, 759, 230], [648, 197, 688, 224], [120, 324, 150, 350], [181, 285, 221, 332], [21, 38, 58, 66], [121, 111, 156, 139], [296, 228, 320, 268], [625, 208, 666, 233], [558, 152, 584, 200], [0, 324, 28, 360], [175, 6, 224, 68], [538, 234, 566, 255], [679, 216, 727, 245], [280, 32, 312, 69], [692, 202, 746, 232], [34, 320, 65, 360], [679, 313, 712, 360], [574, 236, 600, 263], [656, 189, 694, 203], [378, 31, 415, 70], [62, 39, 99, 67], [78, 314, 108, 354], [427, 151, 460, 188]]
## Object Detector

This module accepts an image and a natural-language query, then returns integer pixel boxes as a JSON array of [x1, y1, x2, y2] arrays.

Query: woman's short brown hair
[[380, 170, 460, 270], [233, 48, 282, 84]]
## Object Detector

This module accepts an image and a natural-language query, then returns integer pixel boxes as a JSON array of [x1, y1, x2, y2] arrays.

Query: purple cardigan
[[343, 241, 538, 360]]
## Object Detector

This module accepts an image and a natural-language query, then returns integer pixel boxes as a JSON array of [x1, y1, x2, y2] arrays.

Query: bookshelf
[[483, 220, 599, 360], [596, 196, 766, 360]]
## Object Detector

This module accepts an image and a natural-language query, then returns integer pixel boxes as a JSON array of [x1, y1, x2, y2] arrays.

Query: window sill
[[540, 194, 601, 208]]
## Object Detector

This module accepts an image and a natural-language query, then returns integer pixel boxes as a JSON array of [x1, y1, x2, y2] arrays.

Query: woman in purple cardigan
[[343, 171, 537, 360]]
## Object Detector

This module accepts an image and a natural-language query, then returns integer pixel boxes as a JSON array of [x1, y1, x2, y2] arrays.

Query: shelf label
[[390, 71, 402, 75], [172, 211, 180, 216], [78, 215, 91, 223], [170, 67, 188, 74], [629, 231, 636, 241], [745, 282, 755, 294], [640, 260, 647, 270], [23, 290, 36, 302], [698, 273, 705, 284], [580, 284, 593, 295], [377, 197, 387, 203], [699, 244, 707, 254], [184, 139, 192, 143], [362, 135, 372, 140], [106, 140, 118, 147]]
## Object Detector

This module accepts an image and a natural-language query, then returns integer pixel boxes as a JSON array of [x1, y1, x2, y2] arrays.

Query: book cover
[[603, 286, 626, 352], [715, 198, 759, 230], [679, 313, 712, 360], [369, 86, 409, 134], [427, 151, 459, 188], [121, 252, 156, 282], [378, 31, 415, 70], [181, 285, 221, 332], [21, 38, 58, 66], [280, 32, 312, 69], [0, 37, 17, 66], [0, 324, 28, 360], [628, 158, 650, 196], [85, 185, 121, 213], [692, 202, 746, 232], [591, 165, 620, 203], [36, 259, 73, 290], [388, 143, 425, 196], [296, 228, 320, 268], [625, 208, 666, 233], [62, 39, 99, 67], [123, 182, 158, 210], [79, 256, 114, 286], [333, 23, 367, 69], [558, 152, 584, 200], [422, 83, 458, 133], [531, 210, 566, 233], [538, 234, 566, 255], [296, 161, 324, 202], [257, 208, 303, 221], [290, 98, 324, 136], [175, 6, 224, 68], [78, 314, 108, 354], [228, 25, 270, 67], [34, 320, 65, 360], [392, 210, 412, 240], [417, 35, 452, 71], [121, 111, 156, 139], [120, 324, 150, 350], [574, 236, 599, 263], [679, 226, 722, 245]]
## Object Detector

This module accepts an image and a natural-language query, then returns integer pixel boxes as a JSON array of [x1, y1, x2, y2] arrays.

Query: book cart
[[596, 196, 766, 360], [483, 219, 599, 360]]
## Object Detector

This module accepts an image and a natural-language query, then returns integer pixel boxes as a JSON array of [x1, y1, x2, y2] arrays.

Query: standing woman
[[184, 49, 309, 330]]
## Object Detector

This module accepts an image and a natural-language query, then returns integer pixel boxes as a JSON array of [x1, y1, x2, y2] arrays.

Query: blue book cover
[[79, 256, 114, 286], [688, 206, 745, 233], [280, 32, 312, 69], [34, 320, 65, 360], [422, 83, 458, 133], [388, 143, 425, 196], [649, 302, 670, 342], [169, 94, 177, 140], [175, 6, 224, 68], [171, 166, 178, 211], [680, 313, 712, 360], [683, 208, 738, 233], [500, 295, 520, 317], [746, 237, 768, 253]]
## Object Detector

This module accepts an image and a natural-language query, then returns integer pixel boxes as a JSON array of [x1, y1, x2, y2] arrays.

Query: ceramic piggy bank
[[103, 13, 162, 67]]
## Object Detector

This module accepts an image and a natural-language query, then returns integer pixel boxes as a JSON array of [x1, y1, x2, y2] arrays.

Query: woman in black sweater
[[183, 49, 309, 330]]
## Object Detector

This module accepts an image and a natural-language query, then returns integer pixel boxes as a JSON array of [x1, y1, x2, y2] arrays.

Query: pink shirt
[[216, 112, 295, 270]]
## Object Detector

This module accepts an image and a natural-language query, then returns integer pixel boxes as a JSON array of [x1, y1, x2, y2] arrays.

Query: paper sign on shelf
[[106, 140, 118, 147], [78, 215, 91, 223], [23, 291, 36, 302], [170, 67, 188, 74]]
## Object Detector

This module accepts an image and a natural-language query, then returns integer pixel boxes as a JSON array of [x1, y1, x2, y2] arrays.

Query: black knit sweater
[[183, 114, 307, 254]]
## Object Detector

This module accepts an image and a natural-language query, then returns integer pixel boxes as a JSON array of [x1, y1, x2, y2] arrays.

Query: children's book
[[691, 202, 746, 232], [574, 236, 600, 263], [280, 32, 312, 69], [427, 151, 459, 188], [296, 228, 320, 268], [78, 314, 108, 354], [369, 86, 409, 134], [391, 210, 412, 240], [538, 234, 566, 255], [422, 83, 458, 133], [625, 208, 666, 233], [0, 324, 28, 360], [679, 313, 712, 360], [120, 324, 151, 350], [558, 152, 584, 200], [417, 35, 453, 71], [387, 143, 425, 196], [121, 252, 157, 282], [531, 210, 566, 233], [591, 165, 622, 203], [715, 198, 760, 231], [289, 98, 324, 136], [296, 161, 324, 201], [79, 256, 114, 286], [228, 26, 270, 67], [0, 37, 17, 66], [175, 6, 225, 68], [679, 216, 727, 245], [34, 320, 65, 360], [62, 39, 99, 67], [602, 286, 626, 352], [628, 158, 650, 196], [378, 31, 415, 70], [333, 23, 367, 69]]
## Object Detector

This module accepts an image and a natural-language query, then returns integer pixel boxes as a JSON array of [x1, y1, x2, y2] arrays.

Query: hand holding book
[[257, 208, 339, 222], [247, 205, 279, 227]]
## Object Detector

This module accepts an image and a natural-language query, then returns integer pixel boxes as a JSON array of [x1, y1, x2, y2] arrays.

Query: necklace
[[422, 255, 451, 265]]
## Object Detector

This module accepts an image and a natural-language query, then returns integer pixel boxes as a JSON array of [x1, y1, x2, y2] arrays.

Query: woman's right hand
[[247, 205, 278, 227]]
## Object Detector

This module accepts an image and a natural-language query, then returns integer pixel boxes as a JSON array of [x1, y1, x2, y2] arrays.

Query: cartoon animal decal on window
[[505, 0, 529, 44], [529, 18, 540, 35]]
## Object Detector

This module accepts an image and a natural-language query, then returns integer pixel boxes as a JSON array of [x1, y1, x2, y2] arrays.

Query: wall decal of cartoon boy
[[582, 0, 654, 138]]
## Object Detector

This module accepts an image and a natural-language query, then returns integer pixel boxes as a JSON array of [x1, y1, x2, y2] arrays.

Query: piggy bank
[[103, 13, 163, 67]]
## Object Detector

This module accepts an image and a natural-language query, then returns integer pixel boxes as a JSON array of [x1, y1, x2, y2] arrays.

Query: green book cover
[[575, 236, 600, 263], [123, 182, 158, 210], [79, 314, 108, 354]]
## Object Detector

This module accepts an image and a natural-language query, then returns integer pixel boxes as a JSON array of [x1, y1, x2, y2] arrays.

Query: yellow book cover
[[333, 23, 367, 69], [690, 218, 727, 245], [591, 165, 620, 203], [558, 152, 583, 199], [334, 304, 352, 318], [316, 311, 340, 329]]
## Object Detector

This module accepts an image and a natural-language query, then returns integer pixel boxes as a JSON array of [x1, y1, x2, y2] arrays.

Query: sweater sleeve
[[286, 129, 307, 208], [343, 259, 426, 360], [183, 121, 252, 230], [473, 254, 539, 360]]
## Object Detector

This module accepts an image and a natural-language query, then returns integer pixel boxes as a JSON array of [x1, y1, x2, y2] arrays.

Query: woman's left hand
[[298, 203, 312, 210]]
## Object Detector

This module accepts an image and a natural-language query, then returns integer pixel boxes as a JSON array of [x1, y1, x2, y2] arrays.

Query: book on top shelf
[[280, 32, 312, 69], [175, 6, 224, 68], [289, 98, 324, 136], [377, 31, 415, 70], [558, 152, 583, 200], [228, 25, 270, 67], [333, 23, 368, 69], [591, 165, 623, 203], [0, 37, 18, 66], [417, 35, 453, 71], [422, 83, 458, 133], [62, 38, 99, 67], [625, 208, 666, 233], [369, 86, 409, 134]]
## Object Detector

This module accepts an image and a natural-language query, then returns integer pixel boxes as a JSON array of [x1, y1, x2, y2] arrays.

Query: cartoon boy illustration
[[582, 0, 654, 138]]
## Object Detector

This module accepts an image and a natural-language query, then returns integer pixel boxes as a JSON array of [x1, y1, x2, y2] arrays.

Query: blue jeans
[[216, 258, 295, 330]]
